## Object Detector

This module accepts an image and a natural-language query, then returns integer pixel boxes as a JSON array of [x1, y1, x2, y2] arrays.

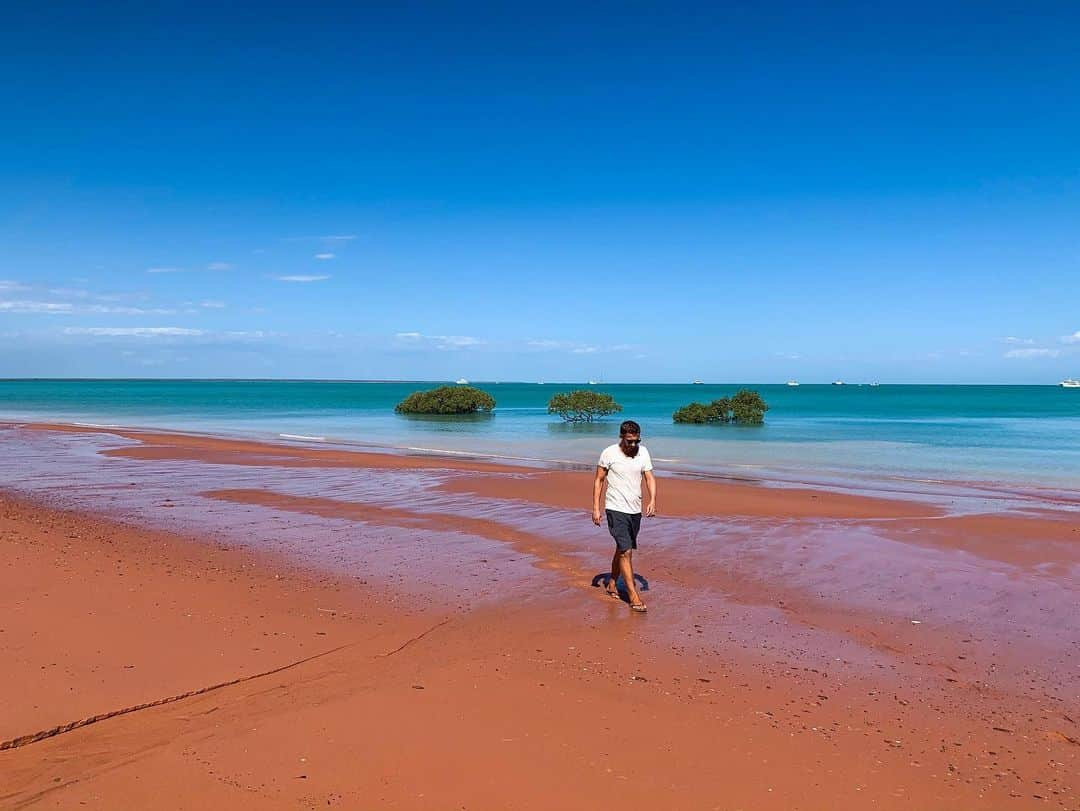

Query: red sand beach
[[1, 423, 1077, 809]]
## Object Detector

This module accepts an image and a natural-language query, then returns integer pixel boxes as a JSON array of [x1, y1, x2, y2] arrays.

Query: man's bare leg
[[617, 550, 645, 609], [606, 550, 620, 597]]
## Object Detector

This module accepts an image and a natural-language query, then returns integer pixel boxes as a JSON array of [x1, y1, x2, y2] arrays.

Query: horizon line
[[0, 377, 1072, 387]]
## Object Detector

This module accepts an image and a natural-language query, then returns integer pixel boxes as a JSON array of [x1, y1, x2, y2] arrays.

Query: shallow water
[[2, 379, 1078, 489]]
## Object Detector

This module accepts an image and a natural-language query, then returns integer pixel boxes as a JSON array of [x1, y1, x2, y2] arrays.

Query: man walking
[[592, 420, 656, 612]]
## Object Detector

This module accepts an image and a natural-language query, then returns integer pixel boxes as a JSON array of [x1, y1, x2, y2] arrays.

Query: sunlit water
[[1, 380, 1078, 490]]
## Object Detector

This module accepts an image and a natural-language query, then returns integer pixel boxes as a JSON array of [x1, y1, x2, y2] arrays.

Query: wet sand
[[1, 423, 1077, 809]]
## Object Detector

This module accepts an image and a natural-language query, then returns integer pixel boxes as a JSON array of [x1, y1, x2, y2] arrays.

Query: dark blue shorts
[[606, 509, 641, 553]]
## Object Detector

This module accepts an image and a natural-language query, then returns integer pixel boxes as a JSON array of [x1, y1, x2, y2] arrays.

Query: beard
[[620, 441, 640, 458]]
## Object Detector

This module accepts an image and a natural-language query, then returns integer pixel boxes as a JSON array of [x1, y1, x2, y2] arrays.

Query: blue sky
[[2, 2, 1079, 383]]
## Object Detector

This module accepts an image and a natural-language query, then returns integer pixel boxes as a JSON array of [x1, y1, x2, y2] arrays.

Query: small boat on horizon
[[692, 380, 704, 385], [455, 378, 469, 385], [786, 380, 799, 387], [587, 380, 598, 385], [1061, 378, 1080, 388], [832, 380, 845, 386]]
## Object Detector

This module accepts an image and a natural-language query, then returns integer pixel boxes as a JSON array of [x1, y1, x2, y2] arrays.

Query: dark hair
[[619, 420, 641, 436]]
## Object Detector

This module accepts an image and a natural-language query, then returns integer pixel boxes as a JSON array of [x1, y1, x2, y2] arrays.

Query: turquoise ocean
[[2, 380, 1078, 491]]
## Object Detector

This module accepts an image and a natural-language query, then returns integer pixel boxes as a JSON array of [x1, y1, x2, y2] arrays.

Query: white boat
[[869, 382, 880, 387], [587, 380, 598, 385], [832, 380, 845, 386], [1061, 378, 1080, 388], [692, 380, 704, 385], [455, 378, 469, 385], [786, 380, 799, 387]]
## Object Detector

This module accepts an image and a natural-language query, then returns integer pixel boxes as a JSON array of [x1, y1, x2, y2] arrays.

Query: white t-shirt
[[598, 443, 653, 514]]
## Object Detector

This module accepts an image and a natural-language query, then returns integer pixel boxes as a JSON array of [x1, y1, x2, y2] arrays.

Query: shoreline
[[1, 422, 1077, 808], [6, 417, 1079, 512], [3, 378, 1078, 496]]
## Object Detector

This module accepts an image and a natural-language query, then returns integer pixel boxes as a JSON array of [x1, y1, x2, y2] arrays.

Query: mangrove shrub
[[395, 385, 495, 415], [672, 389, 768, 425], [547, 390, 623, 423]]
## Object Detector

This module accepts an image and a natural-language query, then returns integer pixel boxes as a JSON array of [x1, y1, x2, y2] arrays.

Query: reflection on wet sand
[[1, 422, 1077, 809]]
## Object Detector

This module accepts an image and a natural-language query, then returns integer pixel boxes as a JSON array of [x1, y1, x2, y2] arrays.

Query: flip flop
[[630, 602, 648, 613], [605, 587, 620, 599]]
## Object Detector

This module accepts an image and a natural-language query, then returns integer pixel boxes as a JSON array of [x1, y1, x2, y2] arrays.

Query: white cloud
[[438, 335, 482, 348], [1003, 336, 1035, 345], [149, 263, 232, 273], [0, 280, 29, 291], [50, 288, 131, 303], [395, 332, 483, 351], [1059, 331, 1080, 344], [527, 339, 565, 350], [64, 327, 205, 337], [200, 300, 226, 309], [273, 275, 330, 282], [528, 339, 635, 354], [1004, 347, 1061, 359], [0, 299, 177, 315], [0, 300, 75, 313], [314, 253, 335, 260], [286, 234, 358, 242], [86, 304, 176, 315], [63, 327, 273, 345]]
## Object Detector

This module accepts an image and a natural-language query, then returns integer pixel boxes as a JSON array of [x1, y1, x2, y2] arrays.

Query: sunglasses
[[621, 438, 641, 445]]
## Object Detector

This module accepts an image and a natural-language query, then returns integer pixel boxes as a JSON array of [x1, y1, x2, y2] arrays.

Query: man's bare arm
[[643, 470, 657, 517], [592, 466, 608, 525]]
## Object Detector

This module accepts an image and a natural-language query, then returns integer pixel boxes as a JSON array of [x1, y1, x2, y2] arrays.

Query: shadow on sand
[[590, 572, 649, 603]]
